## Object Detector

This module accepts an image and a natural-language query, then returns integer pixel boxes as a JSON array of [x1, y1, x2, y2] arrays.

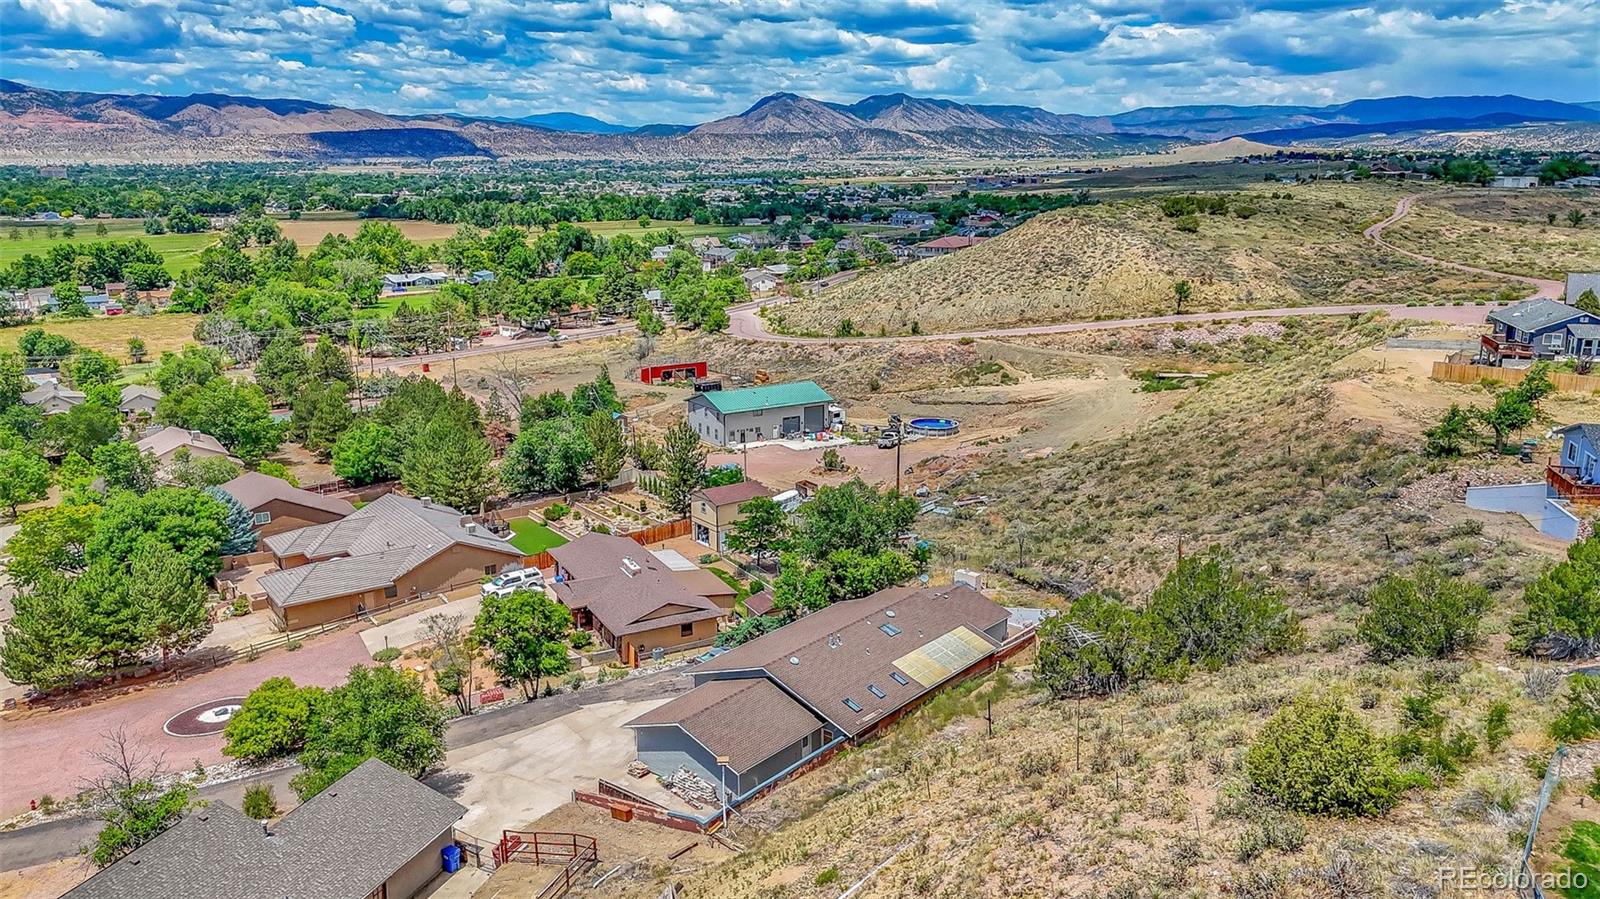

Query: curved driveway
[[1363, 194, 1562, 299]]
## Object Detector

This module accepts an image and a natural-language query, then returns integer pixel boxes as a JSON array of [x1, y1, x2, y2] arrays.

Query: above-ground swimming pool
[[908, 417, 961, 436]]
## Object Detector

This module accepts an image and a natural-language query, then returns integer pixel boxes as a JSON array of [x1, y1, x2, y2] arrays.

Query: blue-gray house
[[627, 584, 1011, 801], [1466, 422, 1599, 543], [1482, 299, 1600, 365]]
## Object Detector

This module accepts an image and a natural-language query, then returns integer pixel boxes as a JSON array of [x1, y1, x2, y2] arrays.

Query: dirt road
[[1363, 194, 1563, 299]]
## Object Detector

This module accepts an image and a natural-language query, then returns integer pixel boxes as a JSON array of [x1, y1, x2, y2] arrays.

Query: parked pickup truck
[[877, 430, 901, 449]]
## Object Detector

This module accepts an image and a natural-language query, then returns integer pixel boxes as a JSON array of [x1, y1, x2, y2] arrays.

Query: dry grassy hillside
[[1382, 191, 1600, 281], [605, 319, 1596, 899], [768, 183, 1518, 336]]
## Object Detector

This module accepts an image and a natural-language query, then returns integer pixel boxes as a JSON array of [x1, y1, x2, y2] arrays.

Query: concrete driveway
[[360, 595, 483, 658], [433, 697, 674, 842]]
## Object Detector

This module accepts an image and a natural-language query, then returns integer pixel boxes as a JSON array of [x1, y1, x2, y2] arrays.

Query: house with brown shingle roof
[[690, 479, 772, 551], [219, 471, 355, 539], [258, 493, 520, 629], [627, 584, 1011, 797], [134, 426, 239, 467], [548, 533, 729, 665]]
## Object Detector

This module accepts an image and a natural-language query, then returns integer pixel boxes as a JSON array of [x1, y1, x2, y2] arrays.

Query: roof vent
[[621, 558, 642, 577], [465, 522, 478, 534], [885, 609, 896, 618], [827, 632, 842, 649], [420, 496, 432, 507], [789, 656, 800, 665]]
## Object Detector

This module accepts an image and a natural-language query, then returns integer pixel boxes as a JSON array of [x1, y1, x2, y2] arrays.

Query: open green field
[[1559, 821, 1600, 899], [0, 312, 202, 358], [1, 220, 216, 275], [507, 518, 569, 554]]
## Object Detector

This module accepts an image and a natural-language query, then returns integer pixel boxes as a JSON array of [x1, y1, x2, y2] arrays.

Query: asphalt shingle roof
[[1486, 299, 1592, 332], [692, 381, 832, 415], [134, 426, 235, 460], [549, 533, 724, 637], [63, 759, 464, 899], [628, 678, 822, 774], [222, 471, 356, 518], [698, 480, 772, 507], [20, 380, 85, 406], [1555, 423, 1600, 446], [1566, 272, 1600, 304], [693, 585, 1009, 736]]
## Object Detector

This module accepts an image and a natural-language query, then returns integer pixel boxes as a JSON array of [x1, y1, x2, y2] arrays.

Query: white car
[[481, 568, 545, 597]]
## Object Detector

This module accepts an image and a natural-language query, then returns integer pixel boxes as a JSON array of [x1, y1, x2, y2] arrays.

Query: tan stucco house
[[690, 480, 772, 551], [258, 493, 521, 629], [548, 533, 729, 666], [219, 471, 355, 539], [135, 426, 240, 467]]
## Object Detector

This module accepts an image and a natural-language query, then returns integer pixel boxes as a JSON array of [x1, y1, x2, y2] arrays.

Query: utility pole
[[889, 414, 904, 493]]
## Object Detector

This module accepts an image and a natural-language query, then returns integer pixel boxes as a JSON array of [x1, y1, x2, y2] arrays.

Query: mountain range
[[2, 79, 1596, 164]]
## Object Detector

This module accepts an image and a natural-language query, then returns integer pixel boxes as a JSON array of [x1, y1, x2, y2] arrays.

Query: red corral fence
[[494, 832, 599, 899]]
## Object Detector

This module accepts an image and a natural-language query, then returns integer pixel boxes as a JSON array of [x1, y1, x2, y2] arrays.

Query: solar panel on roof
[[892, 626, 992, 688]]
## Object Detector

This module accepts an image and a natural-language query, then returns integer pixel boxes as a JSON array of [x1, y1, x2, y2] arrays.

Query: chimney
[[465, 522, 478, 534]]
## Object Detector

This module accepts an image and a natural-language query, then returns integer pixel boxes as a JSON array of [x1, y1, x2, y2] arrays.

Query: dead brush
[[1522, 666, 1560, 701]]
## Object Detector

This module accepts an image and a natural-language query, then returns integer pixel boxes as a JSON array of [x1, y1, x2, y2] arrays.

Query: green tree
[[474, 588, 573, 700], [1245, 694, 1406, 817], [168, 450, 242, 488], [659, 421, 706, 516], [0, 351, 29, 407], [242, 784, 278, 820], [332, 420, 400, 485], [255, 460, 298, 485], [291, 665, 448, 800], [1172, 279, 1192, 314], [0, 442, 50, 515], [86, 730, 195, 867], [1477, 366, 1552, 451], [519, 390, 571, 428], [1509, 535, 1599, 659], [93, 441, 157, 493], [158, 378, 280, 464], [88, 487, 229, 580], [1424, 404, 1478, 457], [2, 502, 97, 589], [0, 575, 91, 689], [292, 380, 353, 457], [153, 345, 223, 394], [501, 417, 594, 495], [129, 544, 212, 663], [125, 337, 147, 364], [1145, 550, 1299, 672], [571, 367, 621, 417], [792, 478, 917, 560], [1358, 568, 1491, 661], [307, 335, 353, 385], [401, 417, 496, 512], [583, 410, 625, 484], [724, 496, 790, 565], [41, 400, 121, 458], [1035, 593, 1155, 697], [253, 336, 309, 404], [66, 349, 121, 389], [1549, 674, 1600, 742], [206, 485, 259, 555], [1576, 288, 1600, 315], [224, 677, 325, 760]]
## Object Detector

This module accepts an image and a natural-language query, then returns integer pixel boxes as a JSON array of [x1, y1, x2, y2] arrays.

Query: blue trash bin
[[441, 844, 462, 873]]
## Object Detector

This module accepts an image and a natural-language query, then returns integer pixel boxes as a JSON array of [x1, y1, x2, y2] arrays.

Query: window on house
[[1570, 443, 1579, 462], [890, 671, 910, 686], [252, 511, 271, 525], [680, 622, 694, 637], [1545, 333, 1563, 347], [484, 565, 497, 575], [842, 698, 862, 712], [383, 584, 398, 599], [879, 623, 901, 636], [867, 684, 886, 699]]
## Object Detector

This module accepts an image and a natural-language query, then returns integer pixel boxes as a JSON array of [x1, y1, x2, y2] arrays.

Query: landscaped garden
[[507, 518, 569, 554]]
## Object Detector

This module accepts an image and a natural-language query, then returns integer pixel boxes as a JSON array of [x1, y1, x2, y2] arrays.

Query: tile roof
[[692, 381, 833, 415], [627, 678, 822, 774], [693, 585, 1009, 736], [548, 532, 725, 637], [221, 471, 355, 518], [1486, 299, 1593, 332], [699, 480, 772, 507], [63, 758, 464, 899], [260, 493, 517, 606]]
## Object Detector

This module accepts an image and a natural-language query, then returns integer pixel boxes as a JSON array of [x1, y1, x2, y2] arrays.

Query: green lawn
[[1, 220, 217, 275], [1559, 820, 1600, 899], [508, 518, 569, 554]]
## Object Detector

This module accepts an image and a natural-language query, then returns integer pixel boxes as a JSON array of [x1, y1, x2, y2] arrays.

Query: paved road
[[1363, 194, 1563, 299], [0, 665, 689, 872]]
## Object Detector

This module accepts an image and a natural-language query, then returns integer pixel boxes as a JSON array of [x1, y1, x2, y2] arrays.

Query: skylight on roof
[[842, 698, 862, 712], [867, 684, 886, 699], [889, 671, 910, 686], [880, 623, 901, 636]]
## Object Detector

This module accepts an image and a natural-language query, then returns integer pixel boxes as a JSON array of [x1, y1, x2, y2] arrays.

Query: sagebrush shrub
[[1245, 694, 1406, 817]]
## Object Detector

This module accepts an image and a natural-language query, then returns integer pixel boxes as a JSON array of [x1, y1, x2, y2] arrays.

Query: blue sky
[[2, 0, 1595, 125]]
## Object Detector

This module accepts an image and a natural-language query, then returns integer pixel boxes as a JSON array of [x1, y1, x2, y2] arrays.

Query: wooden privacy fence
[[628, 518, 692, 545], [1431, 362, 1600, 393]]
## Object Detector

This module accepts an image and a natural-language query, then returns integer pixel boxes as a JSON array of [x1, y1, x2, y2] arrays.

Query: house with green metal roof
[[685, 380, 837, 446]]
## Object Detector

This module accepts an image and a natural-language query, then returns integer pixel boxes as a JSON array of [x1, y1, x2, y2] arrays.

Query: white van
[[481, 567, 545, 597]]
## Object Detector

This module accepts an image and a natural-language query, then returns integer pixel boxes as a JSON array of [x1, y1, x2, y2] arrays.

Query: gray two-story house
[[684, 380, 835, 446]]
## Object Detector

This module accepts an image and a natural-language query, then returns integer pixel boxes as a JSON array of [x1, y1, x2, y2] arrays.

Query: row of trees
[[1424, 365, 1555, 457]]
